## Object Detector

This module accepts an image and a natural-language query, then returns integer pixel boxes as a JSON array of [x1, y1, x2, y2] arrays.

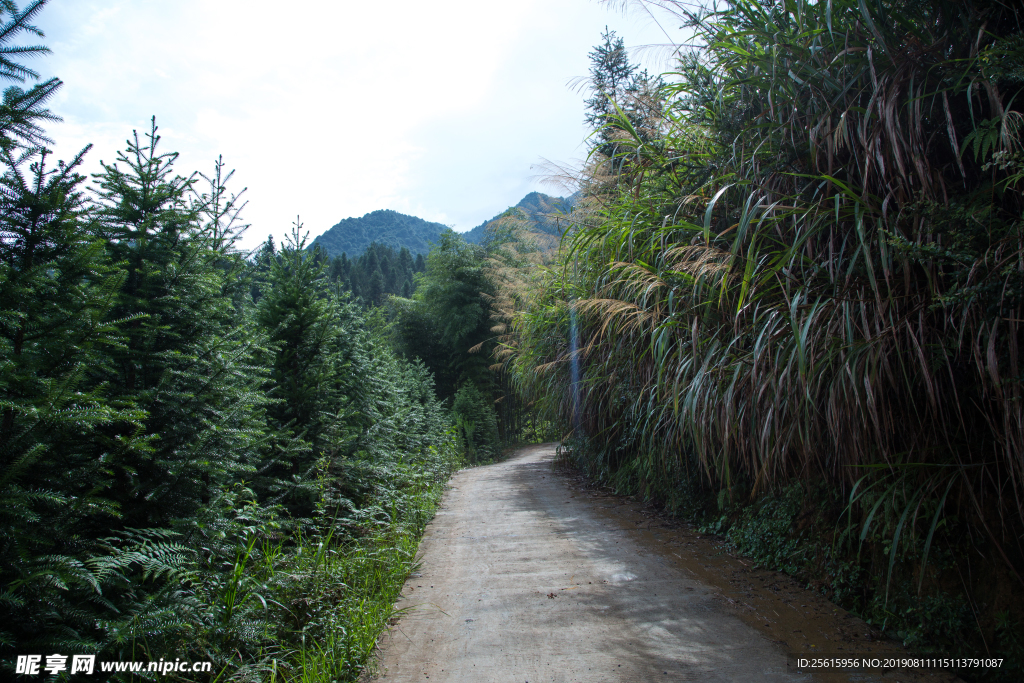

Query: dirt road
[[373, 444, 951, 682]]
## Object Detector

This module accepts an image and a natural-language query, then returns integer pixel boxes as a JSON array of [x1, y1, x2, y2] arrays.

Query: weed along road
[[372, 444, 955, 683]]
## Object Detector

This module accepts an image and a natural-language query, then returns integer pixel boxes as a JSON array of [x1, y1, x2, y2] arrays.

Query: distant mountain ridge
[[309, 209, 449, 258], [461, 191, 576, 245], [310, 192, 576, 259]]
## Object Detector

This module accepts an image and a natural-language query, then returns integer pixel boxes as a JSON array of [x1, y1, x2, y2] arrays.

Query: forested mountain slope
[[462, 191, 575, 248], [310, 192, 575, 262], [310, 209, 449, 258]]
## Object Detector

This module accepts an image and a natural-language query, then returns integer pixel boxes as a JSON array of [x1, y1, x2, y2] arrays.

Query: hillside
[[462, 191, 575, 246], [310, 209, 449, 258], [310, 193, 576, 259]]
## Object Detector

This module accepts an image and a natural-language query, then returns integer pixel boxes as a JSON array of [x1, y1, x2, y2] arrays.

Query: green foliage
[[254, 224, 371, 510], [0, 2, 464, 678], [391, 215, 550, 453], [309, 208, 447, 260], [452, 382, 499, 463], [721, 484, 804, 575], [396, 230, 495, 401], [583, 27, 662, 162], [513, 0, 1024, 664], [90, 118, 270, 526], [0, 0, 62, 152], [0, 144, 138, 659], [318, 242, 420, 307]]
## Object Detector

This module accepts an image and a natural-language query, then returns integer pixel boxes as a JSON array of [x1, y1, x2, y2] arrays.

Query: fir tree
[[89, 119, 269, 526], [367, 266, 385, 305], [0, 0, 63, 152], [0, 146, 138, 655], [254, 223, 369, 510], [584, 27, 662, 161]]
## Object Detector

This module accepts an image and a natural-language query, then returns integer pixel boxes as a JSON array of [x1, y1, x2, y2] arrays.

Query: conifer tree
[[89, 119, 269, 525], [368, 265, 385, 304], [398, 245, 413, 275], [0, 3, 144, 654], [329, 254, 345, 283], [584, 27, 662, 161], [255, 223, 369, 509], [0, 0, 63, 152], [0, 146, 138, 655]]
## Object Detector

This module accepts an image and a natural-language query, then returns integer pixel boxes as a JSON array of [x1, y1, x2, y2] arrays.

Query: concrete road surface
[[372, 444, 939, 683]]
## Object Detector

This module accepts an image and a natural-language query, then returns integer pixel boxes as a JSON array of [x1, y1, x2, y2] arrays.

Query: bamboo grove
[[510, 0, 1024, 654]]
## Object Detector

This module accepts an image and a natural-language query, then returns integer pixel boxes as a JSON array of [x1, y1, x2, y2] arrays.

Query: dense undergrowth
[[513, 1, 1024, 679]]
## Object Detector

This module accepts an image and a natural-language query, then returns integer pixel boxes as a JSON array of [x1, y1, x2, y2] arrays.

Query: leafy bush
[[452, 382, 499, 463]]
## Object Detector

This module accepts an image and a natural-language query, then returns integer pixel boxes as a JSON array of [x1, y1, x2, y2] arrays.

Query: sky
[[31, 0, 687, 251]]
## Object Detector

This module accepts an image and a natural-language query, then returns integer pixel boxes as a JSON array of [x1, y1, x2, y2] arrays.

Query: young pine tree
[[255, 223, 370, 511], [89, 119, 270, 526], [0, 146, 141, 657]]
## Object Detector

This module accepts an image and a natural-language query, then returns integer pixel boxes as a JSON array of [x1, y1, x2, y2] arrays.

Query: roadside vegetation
[[10, 0, 1024, 679], [388, 213, 558, 462], [510, 1, 1024, 677], [0, 2, 465, 680]]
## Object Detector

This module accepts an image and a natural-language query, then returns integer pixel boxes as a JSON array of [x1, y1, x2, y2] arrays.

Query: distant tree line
[[390, 220, 554, 462], [252, 239, 426, 306]]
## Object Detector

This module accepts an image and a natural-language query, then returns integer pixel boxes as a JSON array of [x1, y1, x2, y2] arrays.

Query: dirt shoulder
[[370, 444, 957, 682]]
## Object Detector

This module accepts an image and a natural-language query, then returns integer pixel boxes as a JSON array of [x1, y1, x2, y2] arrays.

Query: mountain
[[461, 192, 576, 246], [310, 193, 576, 259], [310, 209, 449, 258]]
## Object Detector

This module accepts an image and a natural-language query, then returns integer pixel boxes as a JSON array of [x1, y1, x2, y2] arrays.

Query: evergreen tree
[[329, 254, 345, 283], [584, 27, 662, 161], [250, 234, 277, 302], [330, 242, 420, 306], [0, 0, 63, 153], [0, 0, 463, 671], [398, 245, 413, 276], [365, 245, 379, 274], [255, 223, 369, 510], [0, 146, 137, 655], [585, 27, 635, 159], [367, 265, 385, 305], [379, 245, 391, 281], [89, 119, 269, 526]]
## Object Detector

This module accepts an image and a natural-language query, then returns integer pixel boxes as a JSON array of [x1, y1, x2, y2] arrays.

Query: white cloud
[[33, 0, 684, 250]]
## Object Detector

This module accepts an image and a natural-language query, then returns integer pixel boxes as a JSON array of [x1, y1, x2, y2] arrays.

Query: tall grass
[[511, 0, 1024, 647]]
